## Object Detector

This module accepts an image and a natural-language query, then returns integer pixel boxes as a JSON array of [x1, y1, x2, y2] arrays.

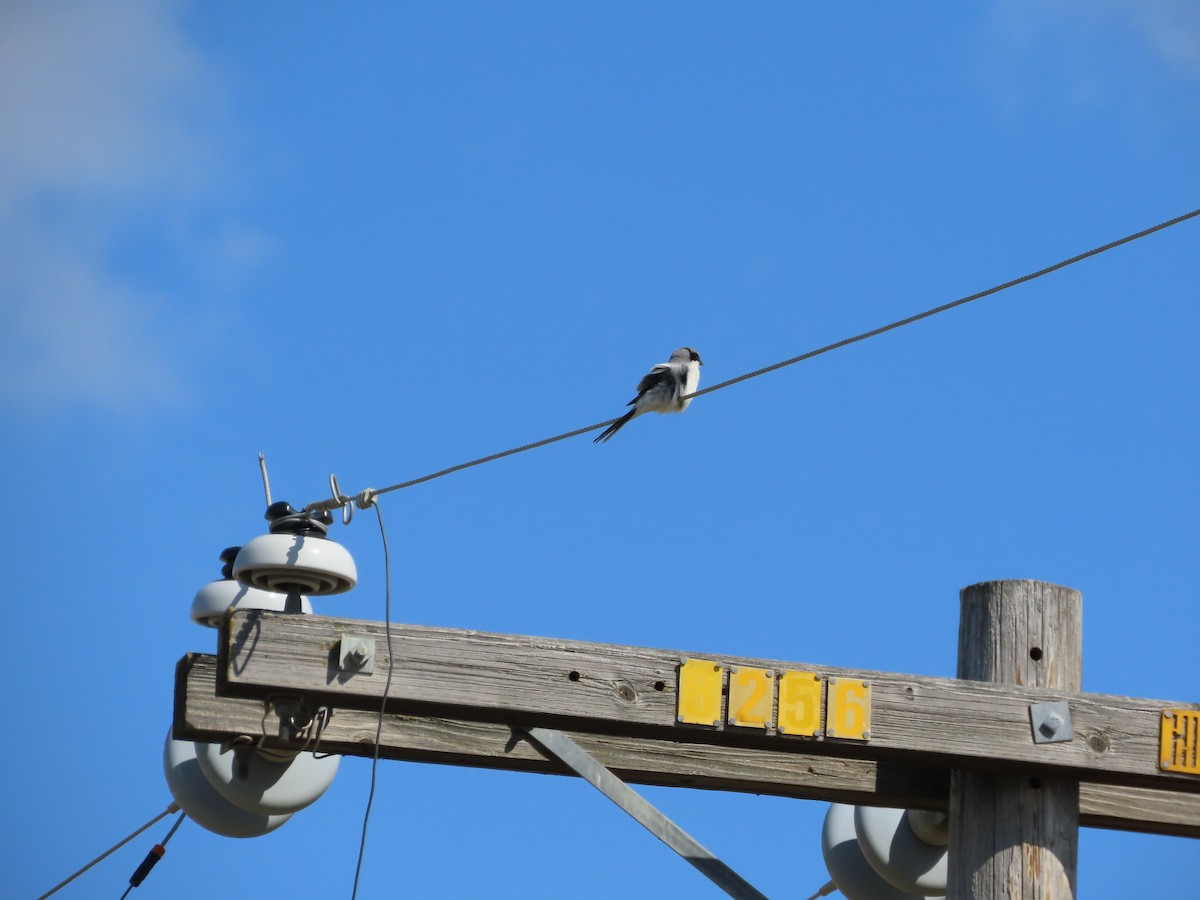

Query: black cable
[[303, 207, 1198, 509], [350, 498, 397, 899], [118, 811, 185, 898], [37, 804, 181, 900], [118, 816, 183, 897], [690, 206, 1200, 401]]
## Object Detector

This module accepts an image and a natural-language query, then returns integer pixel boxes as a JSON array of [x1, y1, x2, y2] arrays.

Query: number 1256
[[676, 658, 872, 741]]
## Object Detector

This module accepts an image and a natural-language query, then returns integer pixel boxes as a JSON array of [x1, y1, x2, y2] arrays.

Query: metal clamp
[[1029, 701, 1073, 744], [338, 634, 376, 675]]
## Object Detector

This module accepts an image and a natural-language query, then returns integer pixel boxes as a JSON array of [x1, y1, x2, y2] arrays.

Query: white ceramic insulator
[[854, 805, 948, 896], [189, 579, 313, 627], [905, 809, 949, 847], [195, 741, 340, 815], [233, 533, 357, 595], [822, 803, 931, 900], [162, 730, 291, 838]]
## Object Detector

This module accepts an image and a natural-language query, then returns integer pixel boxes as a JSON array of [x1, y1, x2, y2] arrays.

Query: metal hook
[[329, 473, 354, 525]]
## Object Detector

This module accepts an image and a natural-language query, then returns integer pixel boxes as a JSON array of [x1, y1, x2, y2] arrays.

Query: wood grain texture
[[180, 653, 947, 808], [176, 653, 1200, 836], [949, 580, 1081, 899], [217, 609, 1200, 793]]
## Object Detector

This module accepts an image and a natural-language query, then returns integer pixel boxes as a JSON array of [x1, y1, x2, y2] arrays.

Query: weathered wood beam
[[217, 611, 1200, 795], [179, 653, 947, 809], [177, 654, 1200, 837]]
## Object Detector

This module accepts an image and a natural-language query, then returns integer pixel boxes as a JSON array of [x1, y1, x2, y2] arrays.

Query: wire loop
[[327, 474, 355, 524], [302, 706, 335, 759], [221, 733, 255, 754]]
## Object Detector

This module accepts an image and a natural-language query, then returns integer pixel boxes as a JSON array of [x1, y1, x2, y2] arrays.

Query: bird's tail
[[594, 409, 637, 443]]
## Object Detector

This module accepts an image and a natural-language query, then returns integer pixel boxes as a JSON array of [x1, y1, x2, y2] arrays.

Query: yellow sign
[[827, 678, 872, 741], [778, 671, 823, 736], [677, 659, 724, 726], [1160, 709, 1200, 774], [729, 667, 775, 729], [676, 660, 869, 742]]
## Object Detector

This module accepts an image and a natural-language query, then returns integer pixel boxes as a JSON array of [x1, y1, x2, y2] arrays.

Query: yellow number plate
[[677, 659, 724, 726], [677, 660, 870, 742], [778, 671, 823, 736], [826, 678, 872, 741], [1160, 709, 1200, 774], [728, 667, 775, 729]]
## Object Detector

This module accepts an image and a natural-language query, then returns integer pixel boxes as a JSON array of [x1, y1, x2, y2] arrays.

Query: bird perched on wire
[[594, 347, 703, 443]]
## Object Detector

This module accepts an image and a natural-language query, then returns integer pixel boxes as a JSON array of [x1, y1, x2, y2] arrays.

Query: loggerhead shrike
[[594, 347, 703, 443]]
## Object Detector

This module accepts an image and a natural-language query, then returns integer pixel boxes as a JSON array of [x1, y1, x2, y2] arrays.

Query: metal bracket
[[338, 634, 376, 675], [1029, 701, 1073, 744], [525, 726, 767, 900], [264, 695, 335, 747]]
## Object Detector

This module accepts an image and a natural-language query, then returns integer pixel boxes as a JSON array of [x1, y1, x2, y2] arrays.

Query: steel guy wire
[[117, 811, 186, 898], [305, 207, 1199, 516], [37, 802, 181, 900]]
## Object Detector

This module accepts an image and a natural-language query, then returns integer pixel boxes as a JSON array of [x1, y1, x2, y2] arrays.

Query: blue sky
[[4, 2, 1198, 897]]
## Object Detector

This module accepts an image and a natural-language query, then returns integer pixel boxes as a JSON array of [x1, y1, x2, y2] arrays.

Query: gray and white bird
[[594, 347, 703, 443]]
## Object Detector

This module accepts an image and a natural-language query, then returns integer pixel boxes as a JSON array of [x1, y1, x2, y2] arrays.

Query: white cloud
[[1134, 3, 1200, 79], [1, 232, 187, 412], [980, 1, 1200, 117], [0, 0, 211, 206], [0, 0, 258, 416]]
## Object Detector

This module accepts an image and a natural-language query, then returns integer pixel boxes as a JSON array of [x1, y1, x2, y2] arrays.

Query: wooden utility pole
[[949, 580, 1082, 898], [173, 580, 1200, 898]]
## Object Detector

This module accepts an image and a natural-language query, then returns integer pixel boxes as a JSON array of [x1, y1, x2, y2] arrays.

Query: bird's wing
[[630, 364, 672, 402]]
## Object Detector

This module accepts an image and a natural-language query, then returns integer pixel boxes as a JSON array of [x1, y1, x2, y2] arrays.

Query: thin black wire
[[160, 811, 186, 843], [117, 812, 185, 900], [37, 803, 180, 900], [305, 207, 1198, 508], [350, 498, 396, 899], [689, 206, 1200, 401], [315, 207, 1194, 892]]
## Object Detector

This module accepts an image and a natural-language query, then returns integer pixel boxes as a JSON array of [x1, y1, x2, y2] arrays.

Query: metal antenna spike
[[258, 453, 272, 507]]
